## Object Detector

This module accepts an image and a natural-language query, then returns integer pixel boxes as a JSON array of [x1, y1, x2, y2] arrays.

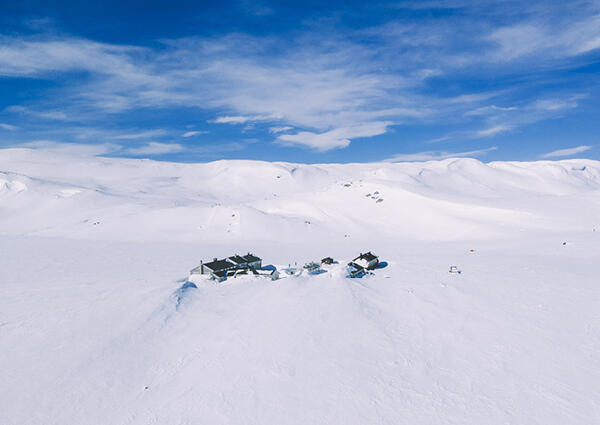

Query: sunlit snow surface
[[1, 148, 599, 424]]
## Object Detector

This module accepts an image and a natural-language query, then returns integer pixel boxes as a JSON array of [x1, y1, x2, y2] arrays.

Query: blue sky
[[0, 0, 599, 163]]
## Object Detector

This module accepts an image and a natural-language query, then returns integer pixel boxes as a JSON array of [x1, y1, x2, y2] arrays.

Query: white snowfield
[[1, 148, 599, 424]]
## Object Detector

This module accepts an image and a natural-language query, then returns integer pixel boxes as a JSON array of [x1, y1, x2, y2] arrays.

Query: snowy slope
[[1, 148, 599, 424]]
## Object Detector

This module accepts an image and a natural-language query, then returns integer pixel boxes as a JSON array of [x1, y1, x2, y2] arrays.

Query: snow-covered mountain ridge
[[1, 148, 599, 246]]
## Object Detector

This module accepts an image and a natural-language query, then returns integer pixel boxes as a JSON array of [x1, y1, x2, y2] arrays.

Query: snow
[[0, 148, 599, 424]]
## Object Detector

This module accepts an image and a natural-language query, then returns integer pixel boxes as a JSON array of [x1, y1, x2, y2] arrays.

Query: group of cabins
[[190, 251, 381, 282], [189, 253, 275, 282]]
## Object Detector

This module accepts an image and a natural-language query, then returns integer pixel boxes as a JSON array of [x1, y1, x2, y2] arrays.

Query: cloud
[[269, 126, 293, 134], [20, 140, 121, 156], [210, 114, 281, 124], [457, 95, 583, 141], [0, 32, 440, 150], [5, 105, 68, 120], [124, 142, 185, 156], [115, 129, 168, 139], [473, 125, 512, 138], [0, 3, 598, 152], [541, 145, 592, 158], [533, 98, 580, 111], [211, 116, 253, 124], [0, 123, 17, 130], [182, 130, 208, 137], [386, 146, 497, 162], [426, 135, 452, 143], [277, 122, 391, 151], [0, 36, 140, 77], [465, 105, 517, 116], [488, 14, 600, 62]]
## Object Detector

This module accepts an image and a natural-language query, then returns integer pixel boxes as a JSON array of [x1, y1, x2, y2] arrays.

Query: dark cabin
[[351, 252, 379, 270], [243, 253, 262, 269], [202, 258, 236, 274]]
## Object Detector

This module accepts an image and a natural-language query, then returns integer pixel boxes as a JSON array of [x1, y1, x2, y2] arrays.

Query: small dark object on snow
[[449, 266, 461, 274], [321, 257, 334, 265], [563, 241, 567, 246]]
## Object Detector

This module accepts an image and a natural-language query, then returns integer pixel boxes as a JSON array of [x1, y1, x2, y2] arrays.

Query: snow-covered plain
[[1, 148, 599, 424]]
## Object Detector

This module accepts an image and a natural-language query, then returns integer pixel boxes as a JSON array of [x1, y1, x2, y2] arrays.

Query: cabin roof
[[228, 255, 247, 264], [204, 259, 235, 271], [243, 253, 261, 263], [353, 251, 378, 262]]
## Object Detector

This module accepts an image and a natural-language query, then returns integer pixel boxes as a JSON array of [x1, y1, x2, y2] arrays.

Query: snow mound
[[0, 173, 28, 193]]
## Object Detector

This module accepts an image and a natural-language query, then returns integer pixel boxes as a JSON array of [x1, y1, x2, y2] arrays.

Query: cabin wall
[[248, 260, 261, 269]]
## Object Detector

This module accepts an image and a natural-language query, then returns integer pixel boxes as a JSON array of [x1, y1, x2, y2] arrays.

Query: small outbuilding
[[348, 264, 366, 278], [303, 261, 322, 273]]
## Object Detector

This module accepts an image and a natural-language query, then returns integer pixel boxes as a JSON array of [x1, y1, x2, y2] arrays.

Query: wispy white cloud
[[488, 14, 600, 62], [210, 114, 281, 124], [473, 125, 512, 138], [114, 129, 168, 139], [124, 142, 185, 156], [269, 126, 293, 134], [211, 116, 253, 124], [277, 122, 392, 151], [533, 98, 580, 111], [465, 105, 517, 116], [182, 130, 208, 137], [0, 123, 17, 130], [5, 105, 68, 120], [541, 145, 592, 158], [458, 95, 583, 141], [426, 135, 452, 144], [385, 146, 497, 162], [0, 36, 140, 77]]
